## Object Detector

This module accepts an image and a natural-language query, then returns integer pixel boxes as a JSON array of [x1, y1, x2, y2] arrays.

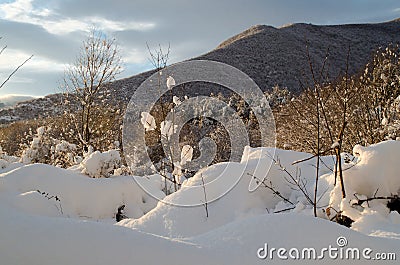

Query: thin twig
[[274, 207, 296, 213], [352, 190, 398, 207], [0, 55, 33, 89], [292, 147, 333, 165], [247, 173, 294, 205], [200, 174, 209, 218]]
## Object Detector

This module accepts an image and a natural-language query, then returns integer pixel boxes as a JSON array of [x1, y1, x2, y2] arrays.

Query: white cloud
[[0, 48, 65, 73], [0, 0, 156, 35], [88, 17, 155, 32], [123, 48, 148, 65], [0, 93, 37, 99], [0, 0, 51, 25], [0, 75, 34, 84], [0, 0, 39, 19]]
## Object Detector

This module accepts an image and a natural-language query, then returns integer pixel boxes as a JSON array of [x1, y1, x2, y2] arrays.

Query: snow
[[0, 114, 19, 121], [55, 140, 76, 152], [191, 213, 399, 264], [0, 148, 21, 173], [180, 144, 193, 165], [160, 120, 177, 138], [0, 164, 164, 220], [119, 147, 335, 238], [173, 95, 182, 106], [325, 140, 400, 237], [331, 141, 340, 149], [0, 141, 399, 264], [78, 149, 121, 178], [166, 75, 176, 89], [140, 111, 156, 131], [0, 205, 398, 265]]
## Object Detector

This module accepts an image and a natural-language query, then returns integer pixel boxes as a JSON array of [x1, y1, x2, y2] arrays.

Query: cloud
[[0, 48, 64, 73], [0, 19, 82, 62], [0, 0, 51, 21], [0, 0, 156, 35]]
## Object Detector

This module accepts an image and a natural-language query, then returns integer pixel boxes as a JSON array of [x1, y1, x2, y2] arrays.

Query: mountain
[[0, 95, 36, 109], [1, 19, 400, 123], [0, 93, 66, 124], [197, 19, 400, 92]]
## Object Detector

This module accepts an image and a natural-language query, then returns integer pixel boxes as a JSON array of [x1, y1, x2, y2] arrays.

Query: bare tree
[[276, 44, 400, 214], [277, 44, 352, 216], [62, 29, 123, 150]]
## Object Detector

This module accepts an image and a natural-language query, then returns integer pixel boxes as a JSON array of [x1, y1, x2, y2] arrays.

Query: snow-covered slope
[[0, 164, 164, 220], [119, 147, 335, 237], [0, 203, 398, 265], [119, 142, 400, 239], [0, 141, 399, 264]]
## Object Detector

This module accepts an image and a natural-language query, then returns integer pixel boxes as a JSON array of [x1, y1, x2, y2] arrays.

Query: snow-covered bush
[[20, 126, 51, 164], [20, 126, 79, 168], [358, 43, 400, 142], [113, 165, 133, 176], [79, 149, 121, 178], [325, 140, 400, 231], [0, 146, 19, 169], [52, 140, 78, 167], [264, 85, 292, 109]]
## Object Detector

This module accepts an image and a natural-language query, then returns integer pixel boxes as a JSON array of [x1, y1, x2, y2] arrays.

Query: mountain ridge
[[1, 19, 400, 123], [196, 18, 400, 92]]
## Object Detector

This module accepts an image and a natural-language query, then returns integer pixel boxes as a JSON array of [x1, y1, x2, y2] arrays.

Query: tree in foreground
[[62, 29, 123, 151]]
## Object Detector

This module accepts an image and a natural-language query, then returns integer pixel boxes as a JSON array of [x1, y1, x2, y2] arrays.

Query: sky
[[0, 0, 399, 97]]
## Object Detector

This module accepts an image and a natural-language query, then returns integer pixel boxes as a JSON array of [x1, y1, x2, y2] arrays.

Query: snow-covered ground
[[0, 141, 399, 264]]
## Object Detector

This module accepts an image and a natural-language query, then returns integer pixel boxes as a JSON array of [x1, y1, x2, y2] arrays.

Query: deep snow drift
[[119, 141, 400, 239], [0, 141, 399, 264], [0, 164, 164, 220]]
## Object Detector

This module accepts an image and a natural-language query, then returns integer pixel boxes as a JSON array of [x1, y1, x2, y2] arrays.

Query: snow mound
[[121, 142, 400, 240], [0, 164, 165, 220], [1, 204, 398, 265], [119, 147, 335, 237], [79, 149, 121, 178], [0, 147, 21, 174], [0, 141, 400, 264], [349, 141, 400, 196], [326, 140, 400, 237], [191, 213, 399, 264]]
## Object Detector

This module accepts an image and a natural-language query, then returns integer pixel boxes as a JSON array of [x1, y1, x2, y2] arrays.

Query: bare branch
[[0, 55, 33, 89]]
